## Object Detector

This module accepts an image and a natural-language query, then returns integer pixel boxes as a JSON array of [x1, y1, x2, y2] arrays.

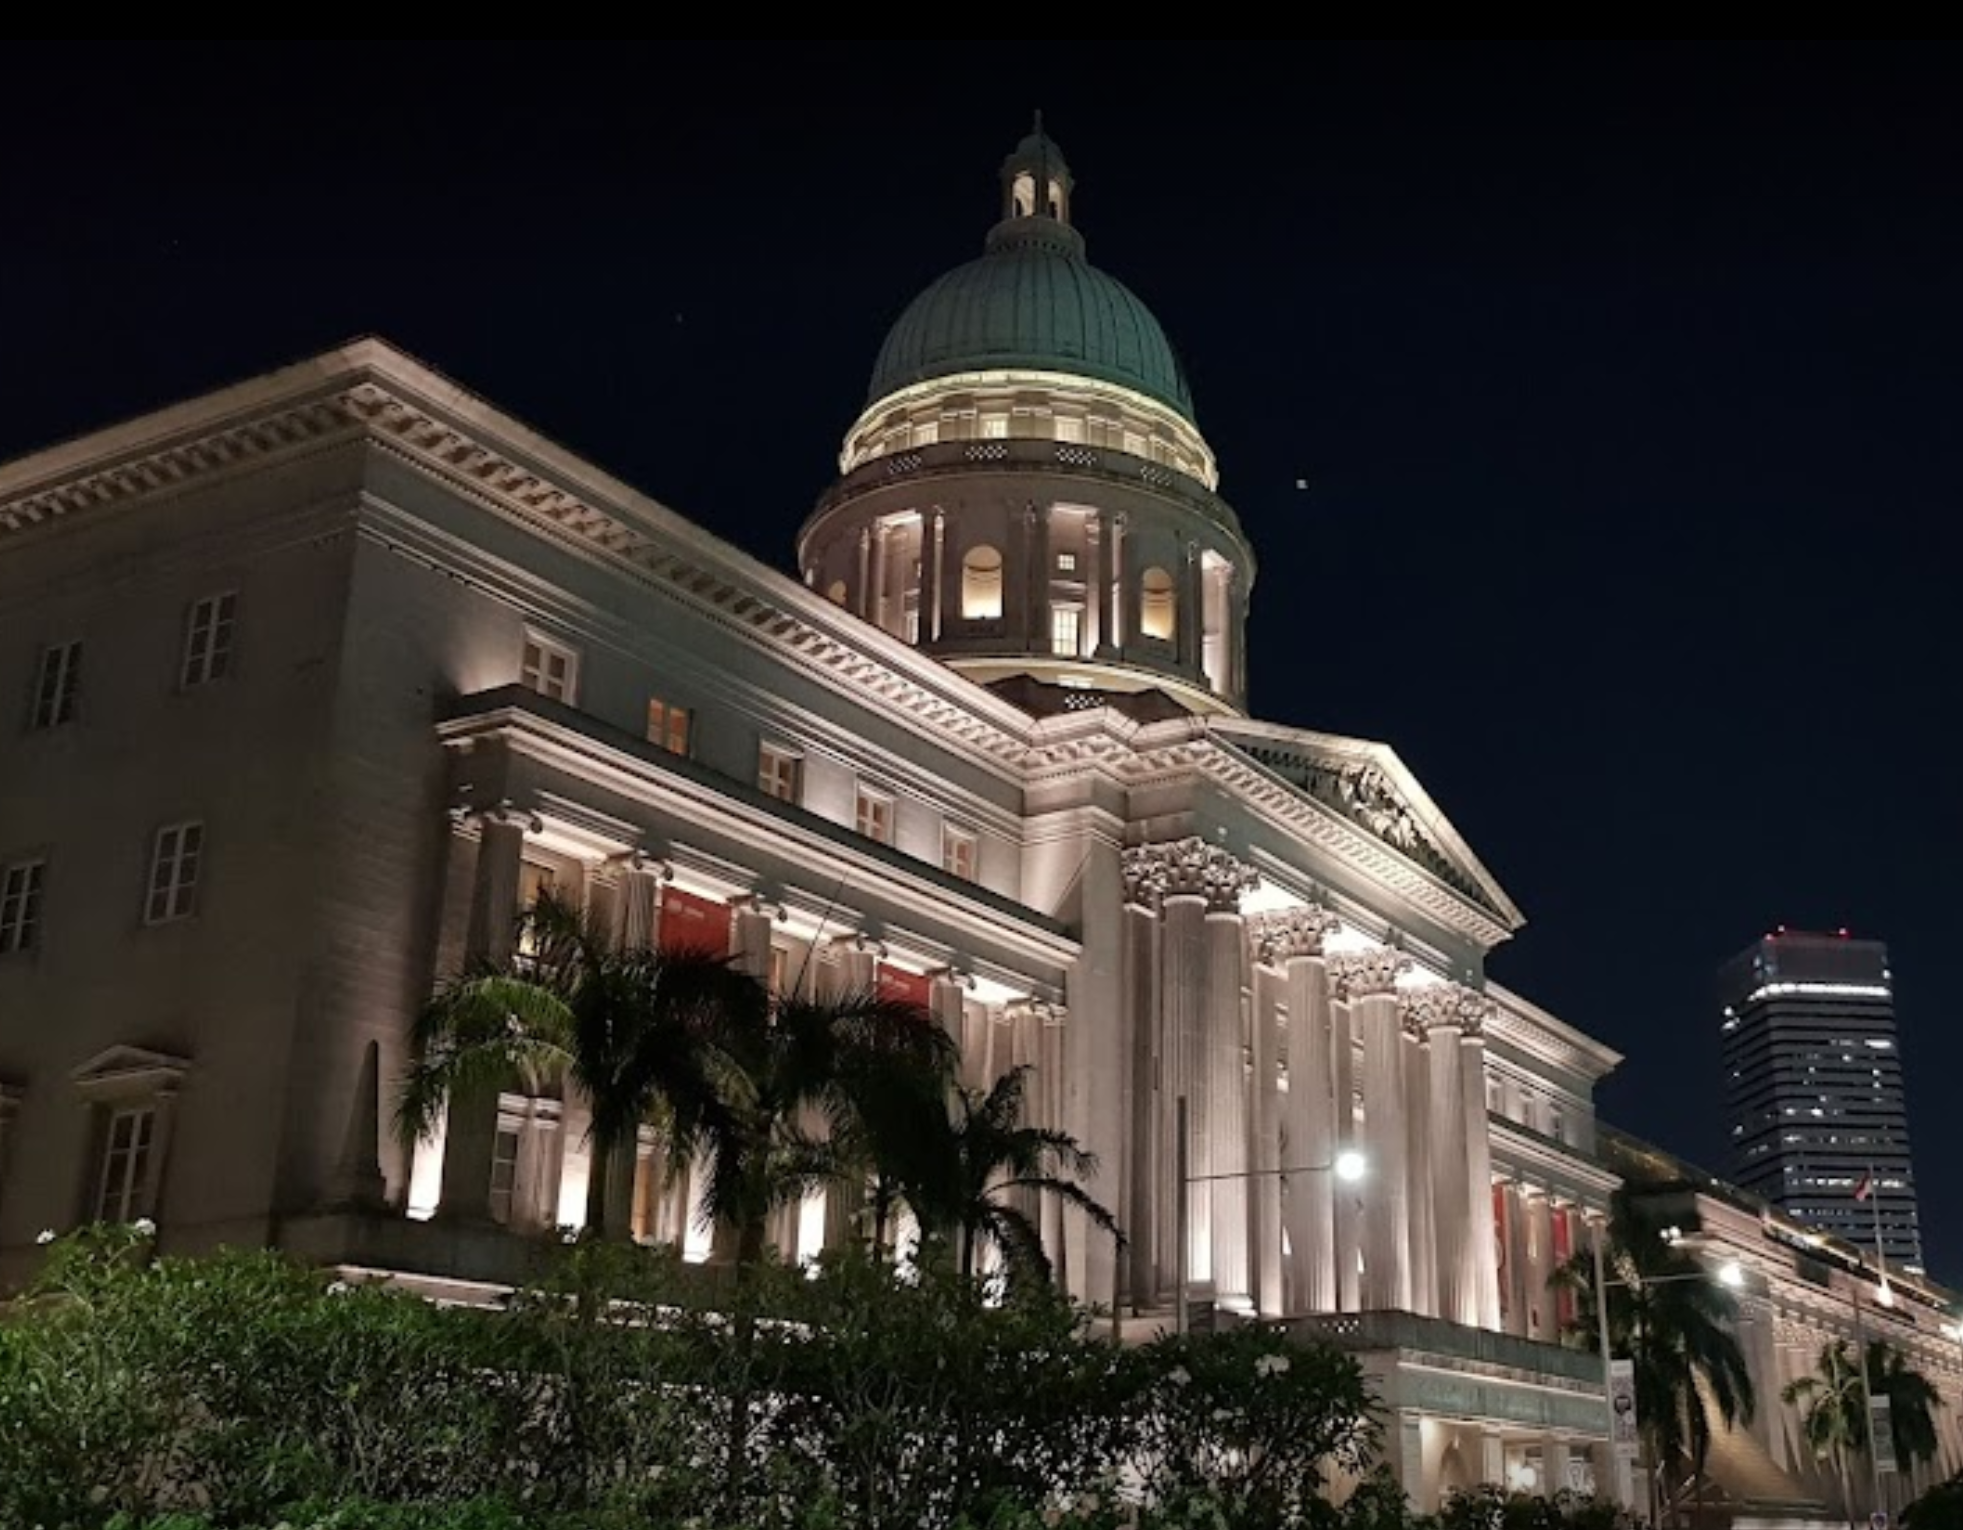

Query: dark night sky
[[5, 43, 1959, 1277]]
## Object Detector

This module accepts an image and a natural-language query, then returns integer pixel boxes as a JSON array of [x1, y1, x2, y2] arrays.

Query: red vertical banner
[[658, 886, 730, 955], [1493, 1184, 1510, 1321], [1552, 1207, 1575, 1331], [876, 963, 932, 1009]]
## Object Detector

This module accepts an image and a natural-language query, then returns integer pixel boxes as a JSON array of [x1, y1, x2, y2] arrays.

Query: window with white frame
[[1, 860, 45, 954], [96, 1105, 157, 1224], [855, 785, 894, 845], [942, 826, 978, 882], [647, 698, 691, 756], [145, 822, 203, 925], [757, 744, 802, 804], [488, 1126, 522, 1224], [1055, 551, 1078, 573], [519, 632, 579, 702], [180, 592, 236, 688], [32, 641, 81, 728], [1055, 415, 1084, 444], [1050, 604, 1083, 658]]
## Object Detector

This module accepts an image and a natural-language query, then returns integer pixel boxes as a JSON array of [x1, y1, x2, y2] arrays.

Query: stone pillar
[[855, 525, 872, 621], [1205, 894, 1249, 1307], [1123, 837, 1256, 1305], [1180, 539, 1203, 674], [1083, 512, 1102, 654], [1251, 907, 1341, 1316], [1419, 991, 1473, 1325], [1332, 949, 1411, 1311], [325, 1038, 386, 1210], [929, 508, 946, 640], [1525, 1189, 1554, 1340], [1118, 868, 1163, 1307], [1249, 960, 1285, 1318], [871, 521, 890, 633], [732, 896, 777, 983], [612, 853, 664, 950], [1546, 1440, 1574, 1498], [1480, 1431, 1506, 1489], [1332, 983, 1361, 1313], [1458, 997, 1502, 1330], [1024, 502, 1050, 651], [441, 803, 534, 1222], [1107, 511, 1126, 651], [1400, 1003, 1438, 1318]]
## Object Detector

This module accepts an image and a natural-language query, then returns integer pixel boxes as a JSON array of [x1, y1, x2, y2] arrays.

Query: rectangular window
[[757, 744, 802, 804], [0, 860, 45, 954], [647, 698, 692, 756], [96, 1105, 156, 1224], [180, 592, 237, 688], [1055, 551, 1078, 573], [942, 826, 978, 882], [980, 414, 1009, 440], [145, 821, 203, 925], [1055, 416, 1084, 444], [1050, 604, 1082, 658], [855, 786, 894, 845], [32, 641, 81, 728], [519, 633, 579, 703], [489, 1127, 522, 1225]]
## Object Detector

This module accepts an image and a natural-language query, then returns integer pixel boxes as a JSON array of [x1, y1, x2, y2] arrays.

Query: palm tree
[[399, 891, 743, 1239], [909, 1065, 1123, 1286], [1869, 1340, 1944, 1475], [1784, 1338, 1868, 1525], [1552, 1188, 1756, 1524]]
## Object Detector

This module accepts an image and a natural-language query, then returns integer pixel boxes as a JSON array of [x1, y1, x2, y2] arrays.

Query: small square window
[[647, 698, 692, 756], [181, 592, 237, 688], [32, 641, 81, 728], [1055, 551, 1078, 573], [96, 1105, 157, 1224], [145, 821, 203, 925], [855, 786, 894, 845], [0, 860, 45, 954], [758, 744, 802, 804], [942, 827, 978, 882], [520, 633, 579, 703]]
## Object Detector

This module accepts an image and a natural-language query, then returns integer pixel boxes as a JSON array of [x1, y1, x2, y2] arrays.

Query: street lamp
[[1173, 1093, 1366, 1335]]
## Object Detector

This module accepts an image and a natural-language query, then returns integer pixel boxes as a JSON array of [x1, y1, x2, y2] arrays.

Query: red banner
[[1552, 1208, 1576, 1330], [876, 963, 932, 1009], [658, 886, 729, 955]]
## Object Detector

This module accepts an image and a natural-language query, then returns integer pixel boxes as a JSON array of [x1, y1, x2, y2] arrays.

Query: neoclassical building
[[0, 125, 1635, 1505]]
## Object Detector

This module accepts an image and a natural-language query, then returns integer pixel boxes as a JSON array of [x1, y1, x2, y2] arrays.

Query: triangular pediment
[[70, 1045, 191, 1094], [1211, 720, 1523, 928]]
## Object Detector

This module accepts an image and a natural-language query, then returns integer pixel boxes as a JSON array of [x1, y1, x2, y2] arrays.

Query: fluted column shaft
[[1285, 950, 1337, 1313], [1427, 1019, 1472, 1324], [1333, 949, 1411, 1313], [1124, 900, 1161, 1305], [1205, 905, 1248, 1304], [1250, 963, 1285, 1318], [1332, 990, 1361, 1312], [1459, 1021, 1502, 1330], [1162, 892, 1209, 1286], [1401, 1019, 1437, 1317]]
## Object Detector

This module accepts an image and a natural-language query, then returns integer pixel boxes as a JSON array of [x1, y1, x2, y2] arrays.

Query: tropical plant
[[1869, 1338, 1945, 1471], [399, 890, 745, 1237], [1551, 1188, 1755, 1524], [1784, 1336, 1946, 1520], [905, 1064, 1123, 1284]]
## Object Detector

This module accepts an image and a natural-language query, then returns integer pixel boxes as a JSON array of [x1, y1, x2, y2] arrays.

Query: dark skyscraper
[[1720, 930, 1923, 1269]]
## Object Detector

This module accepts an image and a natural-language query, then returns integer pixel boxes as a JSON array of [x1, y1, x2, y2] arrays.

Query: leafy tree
[[1869, 1338, 1945, 1472], [1785, 1336, 1946, 1521], [1551, 1188, 1755, 1524], [399, 891, 742, 1237]]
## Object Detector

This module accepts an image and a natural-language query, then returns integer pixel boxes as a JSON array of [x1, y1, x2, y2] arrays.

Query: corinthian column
[[1123, 837, 1256, 1304], [1119, 852, 1164, 1307], [1407, 986, 1475, 1325], [1251, 906, 1341, 1316], [1330, 949, 1411, 1311], [1397, 994, 1438, 1319], [1457, 993, 1502, 1330]]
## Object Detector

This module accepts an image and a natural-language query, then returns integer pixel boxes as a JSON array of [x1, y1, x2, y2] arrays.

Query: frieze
[[1326, 949, 1411, 1000], [1249, 905, 1341, 966], [1121, 837, 1258, 914]]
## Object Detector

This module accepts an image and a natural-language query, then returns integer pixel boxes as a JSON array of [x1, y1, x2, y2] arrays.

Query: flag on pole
[[1854, 1171, 1874, 1202]]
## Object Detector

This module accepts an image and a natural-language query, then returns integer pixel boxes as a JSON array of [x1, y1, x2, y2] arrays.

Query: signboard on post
[[1609, 1358, 1640, 1460], [1871, 1394, 1898, 1476]]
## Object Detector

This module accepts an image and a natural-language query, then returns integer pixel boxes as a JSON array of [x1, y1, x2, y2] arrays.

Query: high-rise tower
[[1719, 930, 1923, 1269]]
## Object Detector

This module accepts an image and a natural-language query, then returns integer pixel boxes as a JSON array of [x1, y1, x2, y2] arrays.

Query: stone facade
[[0, 131, 1641, 1510]]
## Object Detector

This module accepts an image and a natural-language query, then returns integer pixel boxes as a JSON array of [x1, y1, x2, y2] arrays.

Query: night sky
[[5, 44, 1959, 1278]]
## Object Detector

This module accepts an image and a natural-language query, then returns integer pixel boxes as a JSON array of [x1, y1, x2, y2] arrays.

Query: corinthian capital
[[1327, 949, 1411, 1000], [1121, 836, 1258, 915], [1454, 988, 1495, 1039], [1249, 905, 1341, 966], [1397, 983, 1461, 1037]]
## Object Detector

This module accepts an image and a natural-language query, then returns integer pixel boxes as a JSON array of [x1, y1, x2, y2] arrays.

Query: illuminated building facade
[[0, 124, 1632, 1506], [1720, 931, 1923, 1270]]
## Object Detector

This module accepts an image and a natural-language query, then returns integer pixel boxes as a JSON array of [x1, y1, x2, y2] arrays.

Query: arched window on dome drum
[[962, 545, 1004, 620], [1139, 565, 1176, 642]]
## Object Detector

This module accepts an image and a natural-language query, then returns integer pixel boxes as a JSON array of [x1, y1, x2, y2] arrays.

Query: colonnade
[[1118, 836, 1503, 1325]]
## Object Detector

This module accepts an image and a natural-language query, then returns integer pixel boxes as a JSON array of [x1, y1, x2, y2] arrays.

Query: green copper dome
[[865, 124, 1197, 424]]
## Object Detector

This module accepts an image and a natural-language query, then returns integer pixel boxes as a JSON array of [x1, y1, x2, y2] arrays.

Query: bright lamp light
[[1717, 1260, 1744, 1289], [1334, 1149, 1367, 1183]]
